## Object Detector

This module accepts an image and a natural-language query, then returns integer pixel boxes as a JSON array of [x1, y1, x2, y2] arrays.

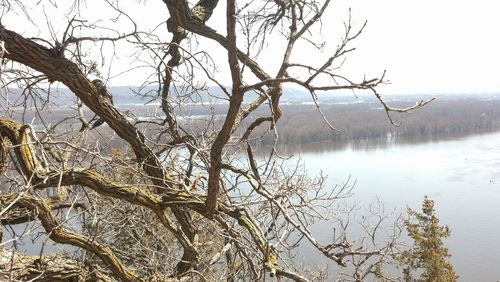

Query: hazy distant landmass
[[4, 85, 433, 106], [3, 86, 500, 146]]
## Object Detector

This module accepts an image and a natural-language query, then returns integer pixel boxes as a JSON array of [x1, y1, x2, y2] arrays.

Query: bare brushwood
[[0, 1, 427, 280]]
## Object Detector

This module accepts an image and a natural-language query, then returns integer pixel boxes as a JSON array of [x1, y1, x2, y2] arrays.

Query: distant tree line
[[247, 97, 500, 145], [5, 94, 500, 148]]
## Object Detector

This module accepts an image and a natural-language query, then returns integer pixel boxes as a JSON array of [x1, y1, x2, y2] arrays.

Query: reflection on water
[[268, 131, 500, 281], [261, 132, 497, 156]]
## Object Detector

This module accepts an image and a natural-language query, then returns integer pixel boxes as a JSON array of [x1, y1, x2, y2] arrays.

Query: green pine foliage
[[399, 196, 458, 282]]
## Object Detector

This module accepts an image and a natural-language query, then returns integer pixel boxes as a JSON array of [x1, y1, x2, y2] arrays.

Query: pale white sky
[[2, 0, 500, 94], [337, 0, 500, 94]]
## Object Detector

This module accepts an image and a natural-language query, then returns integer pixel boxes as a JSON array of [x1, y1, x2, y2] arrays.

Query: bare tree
[[0, 0, 430, 281]]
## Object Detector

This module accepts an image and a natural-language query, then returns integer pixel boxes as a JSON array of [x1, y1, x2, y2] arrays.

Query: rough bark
[[0, 246, 113, 282], [0, 25, 166, 185], [0, 1, 419, 280]]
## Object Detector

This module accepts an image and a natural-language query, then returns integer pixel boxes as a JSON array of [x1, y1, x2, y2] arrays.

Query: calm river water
[[3, 131, 500, 280], [279, 132, 500, 281]]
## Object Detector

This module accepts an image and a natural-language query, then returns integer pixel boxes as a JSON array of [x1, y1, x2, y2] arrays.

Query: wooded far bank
[[4, 90, 498, 147], [254, 94, 500, 145]]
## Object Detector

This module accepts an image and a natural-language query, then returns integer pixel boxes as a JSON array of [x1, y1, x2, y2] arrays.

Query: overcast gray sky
[[3, 0, 500, 94]]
